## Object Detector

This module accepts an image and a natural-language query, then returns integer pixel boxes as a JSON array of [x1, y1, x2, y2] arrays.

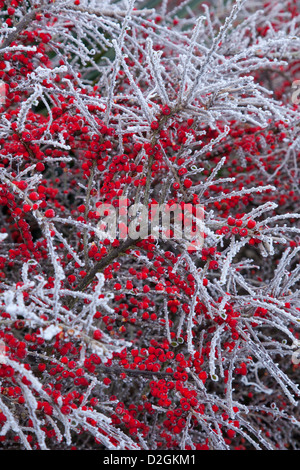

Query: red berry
[[23, 204, 31, 213], [209, 260, 219, 270], [29, 192, 39, 201], [239, 228, 248, 237], [36, 162, 45, 172], [183, 178, 193, 188], [162, 105, 171, 115]]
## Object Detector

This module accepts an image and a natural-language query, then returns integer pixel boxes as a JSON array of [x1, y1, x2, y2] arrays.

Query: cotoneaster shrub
[[0, 0, 299, 450]]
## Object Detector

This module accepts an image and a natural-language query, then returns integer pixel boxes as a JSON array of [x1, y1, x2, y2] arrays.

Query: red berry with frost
[[45, 209, 55, 218], [247, 219, 256, 229]]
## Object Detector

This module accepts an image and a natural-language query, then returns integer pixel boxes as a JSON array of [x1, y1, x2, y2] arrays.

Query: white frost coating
[[0, 233, 7, 242]]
